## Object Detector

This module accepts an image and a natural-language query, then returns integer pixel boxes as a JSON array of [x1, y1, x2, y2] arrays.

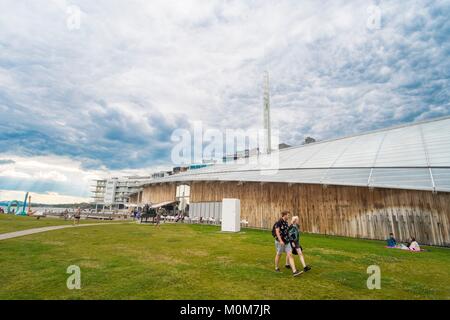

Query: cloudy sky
[[0, 0, 449, 203]]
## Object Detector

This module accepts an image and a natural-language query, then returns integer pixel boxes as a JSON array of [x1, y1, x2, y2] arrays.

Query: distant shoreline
[[0, 202, 95, 209]]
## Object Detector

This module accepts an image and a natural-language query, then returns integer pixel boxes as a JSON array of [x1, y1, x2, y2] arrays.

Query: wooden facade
[[141, 183, 177, 204], [129, 192, 139, 204], [140, 181, 450, 246]]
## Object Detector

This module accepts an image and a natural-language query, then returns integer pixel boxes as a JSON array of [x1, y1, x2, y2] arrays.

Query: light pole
[[28, 195, 32, 216]]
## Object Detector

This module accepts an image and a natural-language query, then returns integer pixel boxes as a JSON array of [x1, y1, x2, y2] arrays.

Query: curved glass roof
[[149, 116, 450, 193]]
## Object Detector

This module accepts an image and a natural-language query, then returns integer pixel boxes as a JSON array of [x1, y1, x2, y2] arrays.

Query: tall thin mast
[[263, 71, 272, 154]]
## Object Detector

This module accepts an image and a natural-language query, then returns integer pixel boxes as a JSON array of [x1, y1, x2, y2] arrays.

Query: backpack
[[271, 222, 278, 238]]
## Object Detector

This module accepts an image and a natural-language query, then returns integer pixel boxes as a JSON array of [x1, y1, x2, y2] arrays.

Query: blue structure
[[189, 164, 211, 170], [6, 192, 28, 216]]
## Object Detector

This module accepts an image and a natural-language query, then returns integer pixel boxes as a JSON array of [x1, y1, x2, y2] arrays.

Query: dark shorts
[[291, 241, 303, 251]]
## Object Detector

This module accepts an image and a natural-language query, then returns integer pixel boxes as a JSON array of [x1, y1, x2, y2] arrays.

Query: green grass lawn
[[0, 214, 121, 234], [0, 216, 449, 300]]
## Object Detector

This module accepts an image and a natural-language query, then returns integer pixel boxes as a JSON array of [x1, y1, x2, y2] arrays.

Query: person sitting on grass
[[408, 237, 421, 251], [272, 211, 302, 277], [391, 236, 423, 251], [387, 233, 397, 247], [286, 216, 311, 273]]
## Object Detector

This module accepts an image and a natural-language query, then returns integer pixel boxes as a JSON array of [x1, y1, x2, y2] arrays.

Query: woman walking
[[286, 216, 311, 272]]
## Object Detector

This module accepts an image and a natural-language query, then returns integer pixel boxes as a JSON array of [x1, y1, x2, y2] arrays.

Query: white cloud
[[0, 0, 449, 200], [0, 189, 91, 204], [0, 154, 170, 202]]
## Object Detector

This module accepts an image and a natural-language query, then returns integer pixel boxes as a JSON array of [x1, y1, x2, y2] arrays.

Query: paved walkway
[[0, 223, 124, 241]]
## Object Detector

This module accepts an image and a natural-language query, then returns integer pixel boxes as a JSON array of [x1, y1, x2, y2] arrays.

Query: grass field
[[0, 214, 121, 234], [0, 215, 449, 300]]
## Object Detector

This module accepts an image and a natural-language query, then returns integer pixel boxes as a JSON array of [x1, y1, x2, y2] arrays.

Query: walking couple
[[273, 211, 311, 277]]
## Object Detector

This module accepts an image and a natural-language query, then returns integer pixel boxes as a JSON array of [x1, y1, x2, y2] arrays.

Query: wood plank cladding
[[129, 193, 138, 204], [187, 181, 450, 246], [141, 183, 176, 204]]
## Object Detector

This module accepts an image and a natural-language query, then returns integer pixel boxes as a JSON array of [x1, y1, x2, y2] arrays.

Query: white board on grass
[[221, 198, 240, 232]]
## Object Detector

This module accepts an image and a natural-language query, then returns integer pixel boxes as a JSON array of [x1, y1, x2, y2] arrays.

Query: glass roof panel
[[369, 168, 433, 190], [431, 168, 450, 192]]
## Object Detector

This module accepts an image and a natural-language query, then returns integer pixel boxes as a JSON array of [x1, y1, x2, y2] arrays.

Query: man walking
[[273, 211, 302, 277], [73, 207, 81, 226], [155, 207, 162, 228]]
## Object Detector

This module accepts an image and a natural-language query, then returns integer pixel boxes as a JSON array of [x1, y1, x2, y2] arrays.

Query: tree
[[304, 137, 316, 144]]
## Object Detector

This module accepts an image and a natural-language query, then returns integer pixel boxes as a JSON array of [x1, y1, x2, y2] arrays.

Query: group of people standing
[[132, 204, 188, 225], [273, 211, 311, 277], [133, 204, 163, 227], [62, 208, 81, 225]]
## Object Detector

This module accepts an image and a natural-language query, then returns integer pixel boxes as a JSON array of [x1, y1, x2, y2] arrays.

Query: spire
[[263, 71, 271, 154]]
